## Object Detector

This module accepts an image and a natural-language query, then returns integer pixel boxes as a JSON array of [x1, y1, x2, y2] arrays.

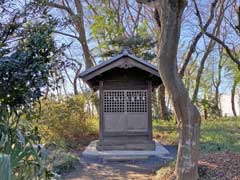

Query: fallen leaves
[[199, 152, 240, 180]]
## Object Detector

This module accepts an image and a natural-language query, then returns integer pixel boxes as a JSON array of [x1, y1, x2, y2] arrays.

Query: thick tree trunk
[[231, 81, 238, 117], [155, 1, 201, 179], [158, 84, 169, 120]]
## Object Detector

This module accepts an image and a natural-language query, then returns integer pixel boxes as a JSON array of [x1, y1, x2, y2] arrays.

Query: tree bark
[[215, 84, 221, 116], [231, 80, 238, 117], [158, 84, 169, 120], [155, 1, 201, 179], [214, 47, 223, 117], [152, 89, 160, 118], [73, 0, 94, 69], [203, 91, 208, 120], [73, 64, 82, 95]]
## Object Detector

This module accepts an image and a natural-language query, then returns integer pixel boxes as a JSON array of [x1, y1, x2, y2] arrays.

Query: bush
[[37, 94, 98, 147], [0, 21, 59, 179], [51, 151, 79, 174]]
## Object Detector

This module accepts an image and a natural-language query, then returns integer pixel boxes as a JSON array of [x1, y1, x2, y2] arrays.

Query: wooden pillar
[[147, 81, 152, 140], [99, 81, 104, 142]]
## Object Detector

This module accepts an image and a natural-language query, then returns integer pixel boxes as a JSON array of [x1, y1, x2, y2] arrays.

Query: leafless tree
[[40, 0, 95, 69], [192, 0, 225, 101]]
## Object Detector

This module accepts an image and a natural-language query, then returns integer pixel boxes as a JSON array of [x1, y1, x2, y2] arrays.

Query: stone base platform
[[97, 139, 156, 151], [82, 140, 170, 161]]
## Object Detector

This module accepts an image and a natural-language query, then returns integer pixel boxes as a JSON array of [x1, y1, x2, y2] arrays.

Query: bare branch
[[179, 0, 218, 77], [53, 30, 80, 40], [204, 31, 240, 70], [45, 1, 74, 16], [84, 0, 98, 15], [192, 0, 240, 70]]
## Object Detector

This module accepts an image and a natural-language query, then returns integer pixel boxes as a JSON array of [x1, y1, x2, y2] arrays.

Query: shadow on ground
[[61, 145, 177, 180]]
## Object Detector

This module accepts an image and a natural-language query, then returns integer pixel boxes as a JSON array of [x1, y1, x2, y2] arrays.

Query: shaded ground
[[61, 118, 240, 179], [61, 146, 177, 180], [198, 152, 240, 180], [61, 150, 240, 180], [157, 152, 240, 180]]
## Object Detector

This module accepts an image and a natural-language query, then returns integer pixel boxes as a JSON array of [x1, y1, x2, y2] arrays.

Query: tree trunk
[[155, 1, 201, 179], [158, 84, 169, 120], [214, 47, 223, 117], [74, 0, 94, 69], [73, 65, 82, 95], [203, 92, 208, 120], [152, 89, 160, 118], [215, 85, 221, 116], [192, 41, 214, 102], [231, 80, 238, 117], [45, 1, 95, 69]]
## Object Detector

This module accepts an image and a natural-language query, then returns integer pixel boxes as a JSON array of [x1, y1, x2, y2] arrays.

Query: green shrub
[[37, 94, 98, 147], [51, 151, 79, 174], [42, 143, 79, 175], [0, 21, 59, 179]]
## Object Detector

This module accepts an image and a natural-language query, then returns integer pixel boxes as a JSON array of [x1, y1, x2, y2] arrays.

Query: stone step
[[103, 155, 149, 161], [82, 140, 170, 161], [97, 140, 155, 151]]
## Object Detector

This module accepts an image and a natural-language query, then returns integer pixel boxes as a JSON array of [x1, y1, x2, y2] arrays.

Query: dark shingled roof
[[79, 47, 160, 78]]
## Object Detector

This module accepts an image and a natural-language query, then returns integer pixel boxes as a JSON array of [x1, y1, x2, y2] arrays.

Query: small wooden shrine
[[79, 48, 162, 151]]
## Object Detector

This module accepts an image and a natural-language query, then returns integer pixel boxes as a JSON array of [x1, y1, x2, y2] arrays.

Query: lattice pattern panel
[[126, 90, 147, 112], [104, 91, 125, 112]]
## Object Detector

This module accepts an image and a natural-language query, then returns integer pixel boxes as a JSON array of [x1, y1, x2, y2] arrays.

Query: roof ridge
[[79, 50, 158, 78]]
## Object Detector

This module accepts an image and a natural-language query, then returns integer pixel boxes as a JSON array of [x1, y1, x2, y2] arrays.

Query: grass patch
[[153, 117, 240, 152], [200, 117, 240, 152], [153, 119, 178, 145]]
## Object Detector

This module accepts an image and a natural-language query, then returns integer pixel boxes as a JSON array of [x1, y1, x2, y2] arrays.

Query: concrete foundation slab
[[82, 140, 170, 161]]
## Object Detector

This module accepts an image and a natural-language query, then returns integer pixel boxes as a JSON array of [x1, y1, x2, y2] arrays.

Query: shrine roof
[[79, 47, 161, 81]]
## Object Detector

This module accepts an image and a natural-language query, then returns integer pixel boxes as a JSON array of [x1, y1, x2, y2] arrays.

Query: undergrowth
[[153, 117, 240, 152]]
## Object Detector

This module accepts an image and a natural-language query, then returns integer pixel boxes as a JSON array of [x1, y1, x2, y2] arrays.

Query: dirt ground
[[62, 160, 157, 180], [61, 151, 240, 180], [198, 152, 240, 180], [61, 144, 177, 180], [60, 134, 240, 180]]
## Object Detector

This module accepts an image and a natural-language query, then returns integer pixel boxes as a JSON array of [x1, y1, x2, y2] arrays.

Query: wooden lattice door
[[103, 90, 148, 132]]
